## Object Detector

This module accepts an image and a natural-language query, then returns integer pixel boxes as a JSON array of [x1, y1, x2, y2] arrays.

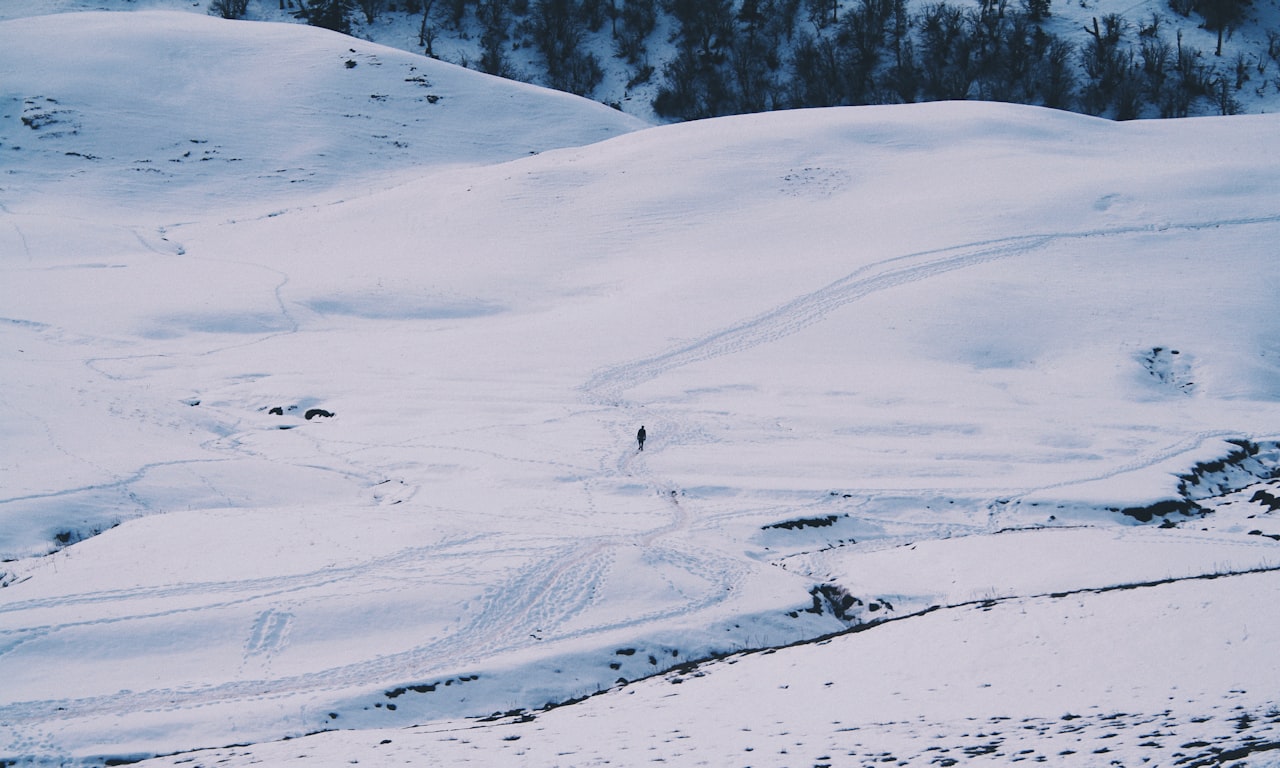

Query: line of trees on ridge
[[210, 0, 1278, 120]]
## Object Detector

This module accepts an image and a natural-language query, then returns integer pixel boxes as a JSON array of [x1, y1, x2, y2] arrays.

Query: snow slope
[[3, 9, 1280, 767], [0, 10, 645, 213]]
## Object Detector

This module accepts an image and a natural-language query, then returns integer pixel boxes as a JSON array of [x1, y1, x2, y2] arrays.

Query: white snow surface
[[4, 9, 1280, 768]]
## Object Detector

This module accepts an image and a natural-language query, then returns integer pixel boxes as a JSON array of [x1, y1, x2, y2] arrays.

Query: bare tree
[[804, 0, 839, 27], [418, 0, 441, 54], [615, 0, 657, 64], [209, 0, 249, 18], [295, 0, 354, 32], [357, 0, 386, 24], [477, 0, 513, 75], [1196, 0, 1251, 55], [664, 0, 734, 58]]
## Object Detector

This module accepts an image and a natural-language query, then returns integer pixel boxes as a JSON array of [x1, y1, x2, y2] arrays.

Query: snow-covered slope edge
[[0, 10, 646, 217]]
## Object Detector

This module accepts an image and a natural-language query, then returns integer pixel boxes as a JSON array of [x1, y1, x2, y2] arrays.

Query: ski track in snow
[[0, 513, 749, 732], [585, 233, 1050, 403], [584, 213, 1280, 405]]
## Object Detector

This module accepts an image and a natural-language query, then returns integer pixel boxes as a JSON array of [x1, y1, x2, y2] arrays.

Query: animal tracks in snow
[[241, 608, 294, 676], [244, 608, 293, 657]]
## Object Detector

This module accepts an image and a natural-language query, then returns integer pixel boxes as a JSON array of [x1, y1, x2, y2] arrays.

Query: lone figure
[[637, 425, 646, 452]]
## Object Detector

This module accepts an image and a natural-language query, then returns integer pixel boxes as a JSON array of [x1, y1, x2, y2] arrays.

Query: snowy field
[[3, 8, 1280, 767]]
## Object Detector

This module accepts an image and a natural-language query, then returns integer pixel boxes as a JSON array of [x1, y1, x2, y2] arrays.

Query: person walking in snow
[[637, 425, 646, 452]]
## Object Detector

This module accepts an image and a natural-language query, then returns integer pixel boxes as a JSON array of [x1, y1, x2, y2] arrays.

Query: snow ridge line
[[730, 560, 1280, 660], [581, 213, 1280, 403], [390, 563, 1280, 740]]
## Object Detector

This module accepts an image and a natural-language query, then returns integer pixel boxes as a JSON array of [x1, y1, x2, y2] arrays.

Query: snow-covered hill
[[3, 8, 1280, 768], [0, 10, 644, 215]]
